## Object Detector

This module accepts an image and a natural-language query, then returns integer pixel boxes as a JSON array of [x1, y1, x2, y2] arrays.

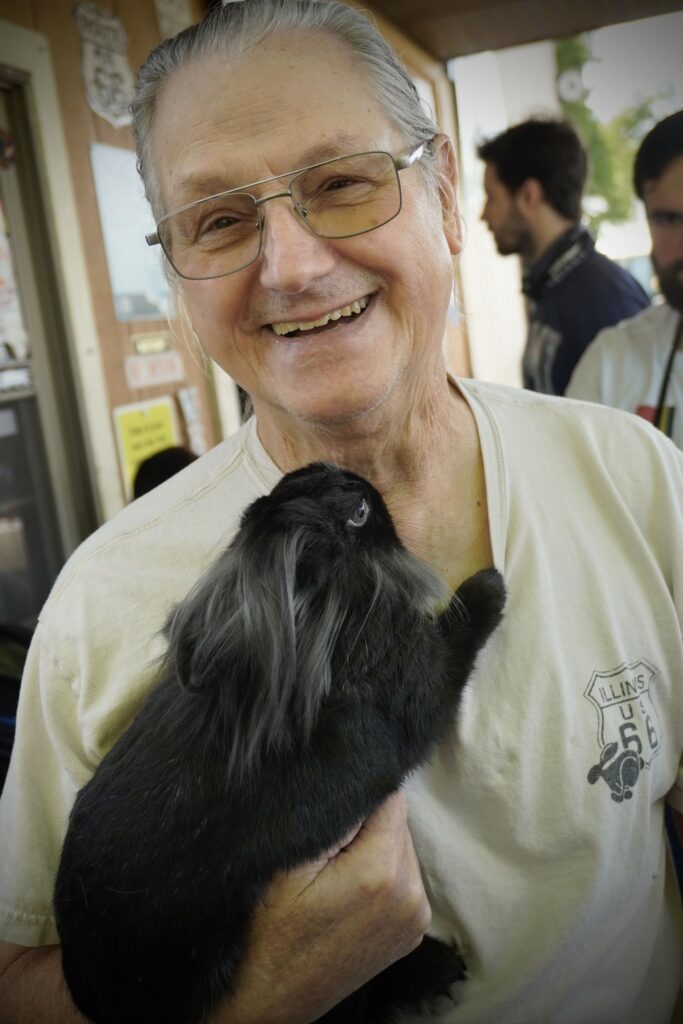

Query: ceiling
[[368, 0, 683, 62]]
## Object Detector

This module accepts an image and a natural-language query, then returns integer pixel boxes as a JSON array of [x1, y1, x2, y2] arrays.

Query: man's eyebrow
[[294, 134, 363, 167], [174, 134, 373, 203]]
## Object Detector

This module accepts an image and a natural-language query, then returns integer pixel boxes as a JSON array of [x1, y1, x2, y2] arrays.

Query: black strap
[[654, 315, 682, 434]]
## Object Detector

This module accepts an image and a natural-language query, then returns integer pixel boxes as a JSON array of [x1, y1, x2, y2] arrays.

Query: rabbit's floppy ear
[[163, 538, 247, 695], [164, 524, 349, 774], [227, 526, 351, 764]]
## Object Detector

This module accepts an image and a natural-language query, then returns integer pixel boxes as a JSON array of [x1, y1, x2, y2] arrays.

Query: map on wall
[[90, 143, 172, 322]]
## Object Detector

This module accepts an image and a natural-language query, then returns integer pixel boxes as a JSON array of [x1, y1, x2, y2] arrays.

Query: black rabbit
[[54, 462, 506, 1024]]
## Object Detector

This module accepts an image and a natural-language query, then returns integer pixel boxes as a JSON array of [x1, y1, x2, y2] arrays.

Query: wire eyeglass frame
[[145, 139, 433, 280]]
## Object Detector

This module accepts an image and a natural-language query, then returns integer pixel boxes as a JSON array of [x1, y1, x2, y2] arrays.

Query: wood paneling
[[0, 0, 34, 29]]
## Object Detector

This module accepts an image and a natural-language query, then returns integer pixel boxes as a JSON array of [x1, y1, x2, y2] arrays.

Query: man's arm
[[0, 792, 429, 1024]]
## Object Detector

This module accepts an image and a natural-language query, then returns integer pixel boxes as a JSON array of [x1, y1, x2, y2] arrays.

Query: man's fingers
[[229, 790, 431, 1023]]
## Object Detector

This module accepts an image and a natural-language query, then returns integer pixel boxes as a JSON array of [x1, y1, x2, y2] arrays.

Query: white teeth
[[272, 295, 370, 336]]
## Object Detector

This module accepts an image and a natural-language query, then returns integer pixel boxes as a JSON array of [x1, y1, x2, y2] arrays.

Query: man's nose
[[258, 200, 337, 293]]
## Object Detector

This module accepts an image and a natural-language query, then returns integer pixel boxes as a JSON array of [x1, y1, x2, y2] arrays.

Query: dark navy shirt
[[522, 225, 650, 395]]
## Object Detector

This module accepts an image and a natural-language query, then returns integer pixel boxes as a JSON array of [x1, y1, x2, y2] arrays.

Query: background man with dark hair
[[478, 117, 649, 395], [567, 110, 683, 449]]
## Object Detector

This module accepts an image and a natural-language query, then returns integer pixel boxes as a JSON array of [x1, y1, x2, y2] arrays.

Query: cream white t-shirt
[[1, 380, 682, 1023], [566, 301, 682, 450]]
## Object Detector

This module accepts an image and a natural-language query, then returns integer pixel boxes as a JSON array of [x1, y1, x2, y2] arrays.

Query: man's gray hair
[[131, 0, 439, 221]]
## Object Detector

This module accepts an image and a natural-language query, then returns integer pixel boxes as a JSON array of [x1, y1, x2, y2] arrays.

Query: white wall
[[450, 42, 561, 387]]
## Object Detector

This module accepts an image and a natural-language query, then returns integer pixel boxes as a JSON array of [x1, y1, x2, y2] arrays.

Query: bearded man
[[479, 118, 649, 395], [568, 110, 683, 449]]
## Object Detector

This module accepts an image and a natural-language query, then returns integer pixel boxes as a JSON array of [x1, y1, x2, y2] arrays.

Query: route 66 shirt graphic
[[585, 659, 661, 803]]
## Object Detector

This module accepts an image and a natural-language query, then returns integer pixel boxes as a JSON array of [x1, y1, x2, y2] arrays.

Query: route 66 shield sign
[[74, 2, 135, 129]]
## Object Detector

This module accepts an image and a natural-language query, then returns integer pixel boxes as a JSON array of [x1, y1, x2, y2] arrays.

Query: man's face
[[150, 33, 459, 436], [481, 163, 532, 257], [644, 153, 683, 314]]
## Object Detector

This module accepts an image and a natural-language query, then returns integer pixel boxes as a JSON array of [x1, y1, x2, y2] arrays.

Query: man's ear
[[516, 177, 544, 216], [432, 133, 462, 257]]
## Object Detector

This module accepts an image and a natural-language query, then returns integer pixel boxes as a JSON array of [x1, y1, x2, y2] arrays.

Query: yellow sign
[[113, 397, 179, 497]]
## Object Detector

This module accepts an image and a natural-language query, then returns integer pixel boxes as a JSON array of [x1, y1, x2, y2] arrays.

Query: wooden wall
[[0, 0, 220, 505]]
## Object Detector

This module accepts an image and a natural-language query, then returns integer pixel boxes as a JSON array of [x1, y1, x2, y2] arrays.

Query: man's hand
[[0, 793, 427, 1024], [0, 941, 91, 1023], [216, 790, 430, 1024]]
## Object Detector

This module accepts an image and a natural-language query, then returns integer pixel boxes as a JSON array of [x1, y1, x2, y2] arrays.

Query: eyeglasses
[[145, 142, 432, 280]]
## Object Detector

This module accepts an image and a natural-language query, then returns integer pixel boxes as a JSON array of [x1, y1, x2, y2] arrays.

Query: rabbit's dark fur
[[54, 462, 506, 1024]]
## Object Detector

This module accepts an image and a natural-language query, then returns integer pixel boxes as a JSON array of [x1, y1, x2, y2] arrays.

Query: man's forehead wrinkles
[[171, 130, 382, 204]]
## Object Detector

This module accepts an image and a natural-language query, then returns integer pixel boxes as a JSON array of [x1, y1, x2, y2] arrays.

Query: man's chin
[[493, 232, 528, 259], [658, 279, 683, 315], [495, 240, 518, 257], [655, 260, 683, 314]]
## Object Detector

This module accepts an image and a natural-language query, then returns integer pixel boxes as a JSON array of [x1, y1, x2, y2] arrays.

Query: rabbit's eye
[[347, 497, 370, 528]]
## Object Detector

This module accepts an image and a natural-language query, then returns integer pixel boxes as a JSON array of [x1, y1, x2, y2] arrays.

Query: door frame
[[0, 19, 121, 532]]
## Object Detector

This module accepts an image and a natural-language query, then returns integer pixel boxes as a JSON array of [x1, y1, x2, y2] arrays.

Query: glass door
[[0, 78, 95, 628]]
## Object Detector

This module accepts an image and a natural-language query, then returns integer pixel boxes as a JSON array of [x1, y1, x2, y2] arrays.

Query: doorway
[[0, 74, 96, 628]]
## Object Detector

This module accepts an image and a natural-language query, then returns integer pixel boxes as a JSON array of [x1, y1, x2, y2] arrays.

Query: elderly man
[[1, 3, 682, 1023], [567, 110, 683, 449], [478, 118, 649, 395]]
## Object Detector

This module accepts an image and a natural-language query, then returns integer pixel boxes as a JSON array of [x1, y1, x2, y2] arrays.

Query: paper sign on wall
[[132, 331, 172, 356], [113, 397, 180, 497], [124, 350, 185, 390], [90, 144, 171, 322]]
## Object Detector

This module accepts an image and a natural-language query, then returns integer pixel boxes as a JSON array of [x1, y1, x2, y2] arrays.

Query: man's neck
[[527, 211, 576, 267], [256, 367, 460, 483], [255, 374, 492, 587]]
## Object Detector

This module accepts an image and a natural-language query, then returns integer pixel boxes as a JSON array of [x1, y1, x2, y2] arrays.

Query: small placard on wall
[[125, 350, 185, 389], [113, 397, 180, 498], [131, 331, 172, 356]]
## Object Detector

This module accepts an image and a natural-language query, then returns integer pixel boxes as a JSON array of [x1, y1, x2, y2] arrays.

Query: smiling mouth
[[270, 295, 372, 338]]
